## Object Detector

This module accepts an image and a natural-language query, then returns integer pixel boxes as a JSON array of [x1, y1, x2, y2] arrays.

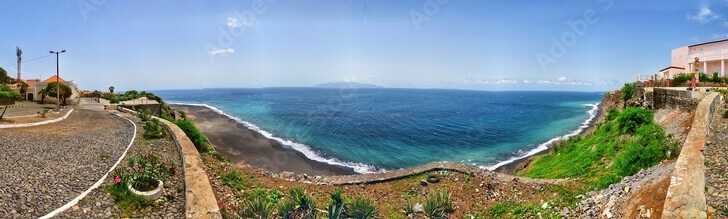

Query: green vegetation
[[220, 170, 248, 192], [105, 180, 150, 215], [346, 197, 377, 219], [0, 67, 12, 84], [174, 119, 215, 153], [724, 110, 728, 118], [0, 84, 20, 100], [107, 153, 172, 214], [518, 107, 678, 190], [126, 153, 171, 191], [277, 187, 317, 219], [423, 190, 454, 219], [143, 118, 166, 139], [241, 188, 279, 219], [620, 83, 635, 108], [672, 73, 692, 85], [327, 189, 345, 219], [42, 82, 73, 105], [486, 201, 560, 219]]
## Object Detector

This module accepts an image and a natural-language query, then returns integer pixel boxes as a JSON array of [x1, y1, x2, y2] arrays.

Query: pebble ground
[[0, 109, 134, 218], [706, 103, 728, 217], [58, 113, 185, 218]]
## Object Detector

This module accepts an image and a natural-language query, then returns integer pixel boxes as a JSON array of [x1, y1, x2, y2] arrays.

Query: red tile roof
[[43, 75, 65, 83]]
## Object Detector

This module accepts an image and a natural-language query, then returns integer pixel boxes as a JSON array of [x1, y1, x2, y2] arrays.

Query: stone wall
[[661, 92, 721, 218], [646, 88, 702, 110]]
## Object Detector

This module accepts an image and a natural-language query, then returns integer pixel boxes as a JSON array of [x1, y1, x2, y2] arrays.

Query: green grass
[[220, 171, 247, 192], [486, 202, 560, 219], [105, 183, 150, 215], [517, 107, 678, 190], [174, 119, 215, 153]]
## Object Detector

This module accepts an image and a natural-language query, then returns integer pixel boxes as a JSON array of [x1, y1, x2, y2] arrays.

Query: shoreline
[[494, 95, 611, 173], [171, 98, 604, 176], [491, 101, 603, 173], [172, 104, 357, 176]]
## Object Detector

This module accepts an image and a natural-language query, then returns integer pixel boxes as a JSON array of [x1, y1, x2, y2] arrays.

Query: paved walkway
[[0, 109, 134, 218]]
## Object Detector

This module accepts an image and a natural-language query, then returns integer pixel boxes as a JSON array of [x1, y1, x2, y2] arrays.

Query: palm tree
[[109, 86, 115, 94]]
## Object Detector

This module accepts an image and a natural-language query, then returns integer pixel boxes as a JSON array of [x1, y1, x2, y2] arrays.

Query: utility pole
[[50, 49, 66, 111], [16, 47, 21, 82]]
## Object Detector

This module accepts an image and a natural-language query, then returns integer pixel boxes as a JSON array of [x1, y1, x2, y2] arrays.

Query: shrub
[[125, 153, 171, 191], [327, 189, 345, 219], [137, 109, 152, 122], [346, 197, 377, 219], [143, 119, 166, 139], [241, 189, 275, 219], [712, 72, 721, 83], [620, 83, 635, 107], [723, 110, 728, 119], [0, 84, 20, 100], [614, 123, 677, 176], [220, 171, 247, 192], [672, 73, 692, 85], [616, 107, 653, 134], [174, 119, 214, 153], [278, 187, 316, 219], [423, 190, 454, 219]]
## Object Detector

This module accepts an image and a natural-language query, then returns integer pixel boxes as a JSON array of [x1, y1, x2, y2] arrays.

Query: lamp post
[[49, 49, 66, 111]]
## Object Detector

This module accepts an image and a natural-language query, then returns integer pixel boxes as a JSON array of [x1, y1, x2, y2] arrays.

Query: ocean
[[156, 88, 602, 173]]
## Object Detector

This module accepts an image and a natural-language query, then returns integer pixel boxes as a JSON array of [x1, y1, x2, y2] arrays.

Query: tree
[[0, 67, 12, 84], [109, 86, 115, 94], [620, 83, 635, 108], [44, 82, 73, 105]]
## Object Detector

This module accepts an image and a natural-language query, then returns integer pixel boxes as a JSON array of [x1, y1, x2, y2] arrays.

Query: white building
[[659, 38, 728, 79]]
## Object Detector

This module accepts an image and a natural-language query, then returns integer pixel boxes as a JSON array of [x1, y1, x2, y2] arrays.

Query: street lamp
[[49, 49, 66, 111]]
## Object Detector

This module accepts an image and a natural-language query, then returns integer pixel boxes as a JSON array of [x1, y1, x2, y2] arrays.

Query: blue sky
[[1, 0, 727, 91]]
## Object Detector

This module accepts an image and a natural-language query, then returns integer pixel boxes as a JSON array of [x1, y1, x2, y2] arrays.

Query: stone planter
[[128, 179, 164, 201]]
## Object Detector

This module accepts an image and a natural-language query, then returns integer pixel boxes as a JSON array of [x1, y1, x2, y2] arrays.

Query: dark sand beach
[[173, 105, 355, 176]]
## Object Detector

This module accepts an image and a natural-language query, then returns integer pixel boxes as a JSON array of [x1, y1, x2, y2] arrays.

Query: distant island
[[314, 82, 381, 89]]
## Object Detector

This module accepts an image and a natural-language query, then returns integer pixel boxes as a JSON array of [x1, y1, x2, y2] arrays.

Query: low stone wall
[[648, 88, 702, 110], [321, 161, 565, 185], [661, 92, 721, 218], [118, 107, 221, 219]]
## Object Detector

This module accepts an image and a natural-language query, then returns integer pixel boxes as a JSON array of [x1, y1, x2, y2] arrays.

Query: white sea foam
[[485, 102, 601, 171], [170, 102, 377, 174]]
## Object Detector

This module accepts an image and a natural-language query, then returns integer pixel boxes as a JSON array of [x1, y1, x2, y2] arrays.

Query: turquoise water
[[157, 88, 602, 173]]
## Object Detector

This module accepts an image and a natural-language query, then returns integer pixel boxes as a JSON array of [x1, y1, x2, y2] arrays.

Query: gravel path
[[58, 112, 185, 218], [0, 109, 134, 218], [706, 103, 728, 217]]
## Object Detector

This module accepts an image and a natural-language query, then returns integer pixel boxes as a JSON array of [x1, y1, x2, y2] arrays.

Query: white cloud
[[226, 17, 241, 28], [688, 5, 720, 24], [209, 48, 235, 56], [557, 76, 567, 81]]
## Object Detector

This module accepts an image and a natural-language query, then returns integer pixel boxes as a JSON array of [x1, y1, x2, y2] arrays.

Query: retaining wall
[[118, 107, 221, 219], [661, 92, 721, 218]]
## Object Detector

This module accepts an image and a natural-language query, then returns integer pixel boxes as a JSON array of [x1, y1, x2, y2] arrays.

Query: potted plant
[[125, 154, 171, 200]]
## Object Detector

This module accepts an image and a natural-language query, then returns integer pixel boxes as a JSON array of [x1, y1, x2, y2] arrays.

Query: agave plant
[[327, 189, 345, 219], [278, 187, 317, 219], [346, 197, 377, 219], [241, 189, 274, 219], [423, 190, 453, 219]]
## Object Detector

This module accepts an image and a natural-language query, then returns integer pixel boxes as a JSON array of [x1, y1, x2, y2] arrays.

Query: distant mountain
[[315, 82, 381, 89]]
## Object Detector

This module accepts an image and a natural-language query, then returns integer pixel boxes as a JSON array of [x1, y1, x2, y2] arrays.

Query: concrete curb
[[118, 107, 221, 219], [0, 108, 74, 129], [662, 92, 721, 218]]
